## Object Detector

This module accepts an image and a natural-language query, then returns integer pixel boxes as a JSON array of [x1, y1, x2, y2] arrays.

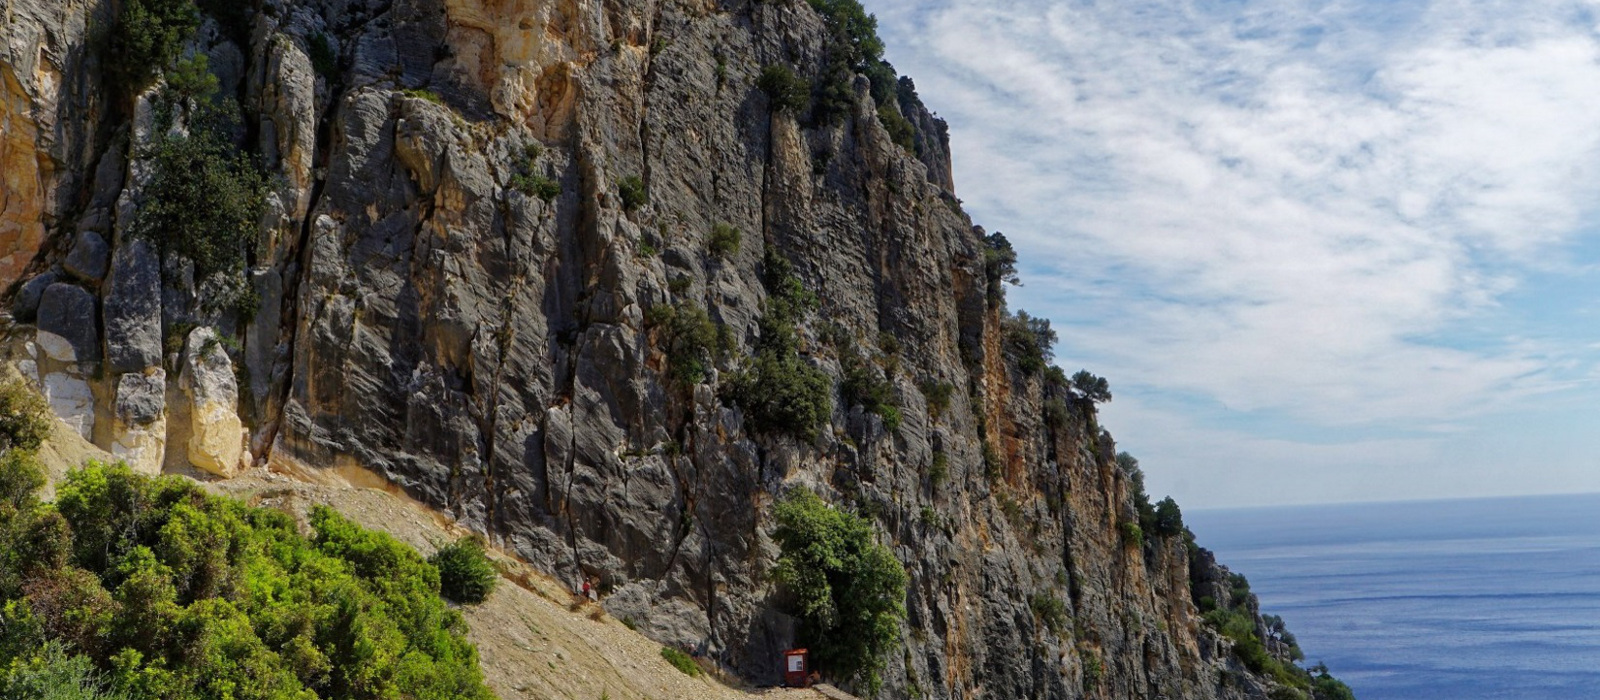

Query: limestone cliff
[[2, 1, 1332, 698]]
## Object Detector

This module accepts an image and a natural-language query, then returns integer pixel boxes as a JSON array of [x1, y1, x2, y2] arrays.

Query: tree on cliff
[[772, 489, 906, 695]]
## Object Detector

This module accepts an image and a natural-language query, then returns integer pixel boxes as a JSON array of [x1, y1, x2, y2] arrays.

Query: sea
[[1186, 493, 1600, 700]]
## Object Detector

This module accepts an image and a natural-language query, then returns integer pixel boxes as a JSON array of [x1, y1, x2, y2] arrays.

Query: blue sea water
[[1186, 493, 1600, 700]]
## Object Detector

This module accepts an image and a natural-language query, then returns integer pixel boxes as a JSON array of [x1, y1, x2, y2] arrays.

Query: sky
[[868, 0, 1600, 508]]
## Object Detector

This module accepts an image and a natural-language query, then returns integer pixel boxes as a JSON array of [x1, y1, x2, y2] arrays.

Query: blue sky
[[869, 0, 1600, 507]]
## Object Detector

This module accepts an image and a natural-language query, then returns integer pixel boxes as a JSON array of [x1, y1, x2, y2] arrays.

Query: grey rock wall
[[2, 1, 1310, 698]]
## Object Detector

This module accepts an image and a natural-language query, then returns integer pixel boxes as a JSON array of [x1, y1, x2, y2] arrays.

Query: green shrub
[[1119, 521, 1143, 547], [647, 303, 720, 386], [841, 351, 900, 431], [660, 646, 700, 677], [1002, 311, 1056, 376], [106, 0, 200, 99], [728, 250, 831, 440], [757, 65, 810, 113], [877, 103, 915, 151], [708, 222, 741, 258], [0, 451, 46, 512], [512, 174, 562, 202], [772, 490, 905, 695], [0, 641, 128, 699], [729, 352, 832, 440], [618, 175, 647, 211], [1080, 648, 1103, 690], [0, 380, 51, 456], [919, 380, 954, 419], [927, 450, 949, 487], [401, 87, 445, 105], [1, 461, 495, 699], [1030, 592, 1067, 634], [430, 535, 498, 604], [133, 112, 267, 313]]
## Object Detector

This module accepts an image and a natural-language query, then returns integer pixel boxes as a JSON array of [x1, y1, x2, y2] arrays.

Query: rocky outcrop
[[2, 1, 1325, 698], [179, 327, 244, 477]]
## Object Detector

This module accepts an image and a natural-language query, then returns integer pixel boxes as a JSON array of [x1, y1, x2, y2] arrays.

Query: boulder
[[62, 230, 110, 282], [36, 283, 99, 364], [10, 269, 58, 322], [103, 238, 163, 373], [179, 327, 244, 477], [112, 369, 167, 476]]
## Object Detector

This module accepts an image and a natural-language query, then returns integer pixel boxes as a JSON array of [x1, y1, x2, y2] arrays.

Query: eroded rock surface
[[1, 2, 1315, 698]]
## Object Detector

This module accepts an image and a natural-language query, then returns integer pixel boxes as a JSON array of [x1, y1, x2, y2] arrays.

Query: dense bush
[[617, 175, 648, 211], [430, 536, 498, 605], [1153, 496, 1184, 538], [728, 251, 832, 440], [107, 0, 200, 98], [877, 103, 916, 151], [708, 222, 742, 258], [0, 460, 494, 699], [1029, 592, 1067, 634], [758, 65, 811, 113], [840, 348, 901, 431], [647, 303, 721, 386], [919, 380, 954, 419], [1002, 311, 1056, 375], [0, 380, 52, 455], [772, 489, 905, 695]]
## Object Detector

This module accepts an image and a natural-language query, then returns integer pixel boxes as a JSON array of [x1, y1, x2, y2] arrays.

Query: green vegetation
[[928, 450, 949, 487], [1201, 572, 1321, 696], [1001, 310, 1056, 375], [1153, 496, 1184, 538], [0, 380, 52, 455], [1029, 592, 1067, 634], [919, 380, 954, 419], [757, 65, 811, 113], [1119, 520, 1144, 547], [107, 0, 200, 99], [1309, 664, 1356, 700], [0, 460, 494, 699], [840, 345, 901, 432], [728, 251, 832, 440], [659, 647, 700, 677], [1080, 648, 1103, 690], [982, 441, 1002, 483], [401, 87, 445, 105], [771, 490, 906, 695], [647, 303, 721, 386], [509, 144, 560, 202], [1070, 370, 1112, 403], [982, 231, 1019, 308], [133, 58, 267, 318], [877, 103, 916, 151], [430, 536, 498, 605], [708, 222, 742, 258], [618, 176, 648, 211]]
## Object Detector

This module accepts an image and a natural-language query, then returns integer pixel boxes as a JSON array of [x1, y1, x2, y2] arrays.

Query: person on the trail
[[582, 580, 591, 601]]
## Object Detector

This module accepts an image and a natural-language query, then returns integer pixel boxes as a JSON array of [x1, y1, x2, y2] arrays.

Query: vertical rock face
[[4, 1, 1318, 698], [180, 327, 245, 477], [0, 0, 106, 289]]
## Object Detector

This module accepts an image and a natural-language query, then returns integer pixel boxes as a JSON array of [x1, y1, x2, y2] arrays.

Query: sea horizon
[[1188, 491, 1600, 700]]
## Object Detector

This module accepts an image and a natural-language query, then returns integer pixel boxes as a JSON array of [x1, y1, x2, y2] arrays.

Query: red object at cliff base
[[783, 648, 810, 688]]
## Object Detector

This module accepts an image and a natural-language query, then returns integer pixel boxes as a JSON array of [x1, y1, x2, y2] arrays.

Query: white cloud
[[874, 0, 1600, 504]]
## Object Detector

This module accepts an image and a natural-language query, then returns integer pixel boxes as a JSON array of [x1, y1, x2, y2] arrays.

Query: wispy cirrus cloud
[[873, 0, 1600, 505]]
